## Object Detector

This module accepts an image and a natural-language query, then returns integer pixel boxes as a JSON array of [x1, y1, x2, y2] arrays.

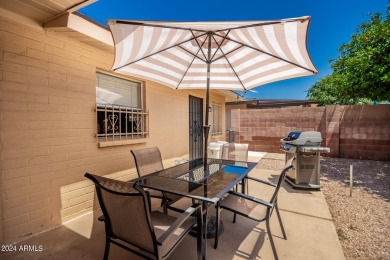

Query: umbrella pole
[[203, 87, 210, 172], [203, 32, 212, 173]]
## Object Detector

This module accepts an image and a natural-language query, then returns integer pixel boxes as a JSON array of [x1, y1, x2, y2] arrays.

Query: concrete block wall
[[325, 105, 343, 157], [0, 16, 228, 243], [339, 105, 390, 160], [231, 106, 325, 153], [231, 105, 390, 160], [0, 16, 117, 243]]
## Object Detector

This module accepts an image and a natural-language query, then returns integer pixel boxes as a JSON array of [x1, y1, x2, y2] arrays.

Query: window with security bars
[[211, 103, 222, 136], [96, 72, 148, 141]]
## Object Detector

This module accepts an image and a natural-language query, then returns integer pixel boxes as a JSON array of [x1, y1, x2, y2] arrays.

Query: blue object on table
[[224, 165, 248, 175]]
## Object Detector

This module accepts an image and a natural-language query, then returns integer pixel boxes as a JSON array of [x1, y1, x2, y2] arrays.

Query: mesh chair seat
[[151, 211, 196, 258], [131, 148, 165, 200], [131, 147, 164, 178], [85, 173, 202, 260]]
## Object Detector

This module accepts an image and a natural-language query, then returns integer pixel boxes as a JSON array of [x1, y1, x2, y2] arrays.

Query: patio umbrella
[[108, 17, 318, 170]]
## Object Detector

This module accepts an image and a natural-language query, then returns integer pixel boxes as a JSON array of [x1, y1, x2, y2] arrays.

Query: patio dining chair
[[131, 147, 181, 212], [221, 143, 249, 162], [214, 158, 295, 260], [221, 143, 249, 193], [85, 173, 203, 260], [131, 147, 165, 178]]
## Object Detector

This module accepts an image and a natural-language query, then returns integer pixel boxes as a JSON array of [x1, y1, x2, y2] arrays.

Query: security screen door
[[189, 96, 203, 160]]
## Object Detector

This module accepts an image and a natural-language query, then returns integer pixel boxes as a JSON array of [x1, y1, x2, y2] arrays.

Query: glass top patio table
[[134, 158, 257, 204]]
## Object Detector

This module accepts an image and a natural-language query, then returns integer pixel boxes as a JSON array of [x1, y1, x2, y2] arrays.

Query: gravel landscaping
[[257, 155, 390, 260]]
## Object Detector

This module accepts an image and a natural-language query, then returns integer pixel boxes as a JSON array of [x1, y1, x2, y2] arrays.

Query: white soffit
[[44, 12, 114, 53], [0, 0, 113, 53], [0, 0, 96, 23]]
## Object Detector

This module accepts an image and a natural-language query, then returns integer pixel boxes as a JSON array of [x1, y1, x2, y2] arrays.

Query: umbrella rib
[[175, 48, 202, 89], [190, 30, 208, 62], [114, 20, 208, 33], [113, 32, 207, 71], [216, 34, 316, 74], [210, 30, 231, 62], [176, 31, 210, 89], [214, 17, 309, 32], [215, 38, 247, 91], [178, 46, 207, 63], [211, 45, 244, 63], [178, 32, 209, 63], [113, 17, 309, 33]]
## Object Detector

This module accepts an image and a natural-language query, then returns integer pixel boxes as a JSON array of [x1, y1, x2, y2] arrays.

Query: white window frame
[[96, 71, 148, 145], [211, 102, 223, 136]]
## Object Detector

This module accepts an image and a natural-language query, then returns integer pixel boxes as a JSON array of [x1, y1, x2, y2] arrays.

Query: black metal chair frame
[[214, 162, 294, 260], [85, 173, 203, 260]]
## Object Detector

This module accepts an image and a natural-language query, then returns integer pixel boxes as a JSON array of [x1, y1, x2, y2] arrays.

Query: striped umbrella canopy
[[108, 17, 318, 167]]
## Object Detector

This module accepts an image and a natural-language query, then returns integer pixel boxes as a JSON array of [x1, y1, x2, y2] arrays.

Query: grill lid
[[282, 131, 302, 142], [281, 131, 323, 146]]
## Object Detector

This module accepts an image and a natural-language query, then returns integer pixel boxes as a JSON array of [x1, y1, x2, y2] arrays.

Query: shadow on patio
[[1, 157, 345, 260]]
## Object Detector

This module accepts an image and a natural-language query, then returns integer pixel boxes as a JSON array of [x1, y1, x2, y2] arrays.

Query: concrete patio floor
[[1, 154, 345, 260]]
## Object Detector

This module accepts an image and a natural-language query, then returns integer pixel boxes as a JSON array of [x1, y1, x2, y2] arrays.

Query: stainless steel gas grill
[[280, 131, 330, 190]]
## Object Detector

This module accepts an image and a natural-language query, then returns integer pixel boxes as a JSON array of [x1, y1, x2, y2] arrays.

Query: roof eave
[[44, 12, 114, 53]]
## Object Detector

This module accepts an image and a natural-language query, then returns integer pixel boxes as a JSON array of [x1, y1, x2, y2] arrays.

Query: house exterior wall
[[230, 105, 390, 160], [0, 16, 228, 243]]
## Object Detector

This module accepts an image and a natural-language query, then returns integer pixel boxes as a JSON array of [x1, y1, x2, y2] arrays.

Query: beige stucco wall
[[0, 15, 228, 243]]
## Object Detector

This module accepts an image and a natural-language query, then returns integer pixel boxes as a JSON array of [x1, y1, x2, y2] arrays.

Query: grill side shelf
[[298, 147, 330, 153]]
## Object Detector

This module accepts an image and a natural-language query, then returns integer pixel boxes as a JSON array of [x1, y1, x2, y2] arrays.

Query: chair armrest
[[157, 203, 202, 245], [245, 176, 277, 187], [227, 190, 273, 208]]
